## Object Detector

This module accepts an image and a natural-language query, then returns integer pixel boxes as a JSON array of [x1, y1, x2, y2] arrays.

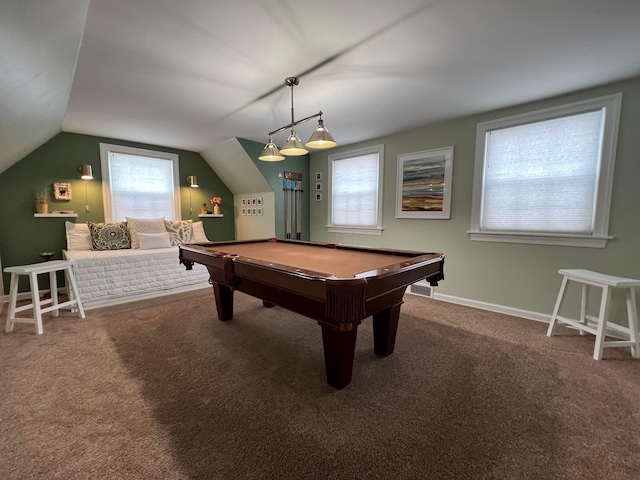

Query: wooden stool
[[547, 269, 640, 360], [4, 260, 85, 335]]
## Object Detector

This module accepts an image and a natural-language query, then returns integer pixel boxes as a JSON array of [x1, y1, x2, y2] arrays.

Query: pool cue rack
[[283, 171, 303, 240]]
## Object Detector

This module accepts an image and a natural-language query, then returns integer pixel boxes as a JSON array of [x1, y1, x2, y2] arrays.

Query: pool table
[[179, 238, 444, 389]]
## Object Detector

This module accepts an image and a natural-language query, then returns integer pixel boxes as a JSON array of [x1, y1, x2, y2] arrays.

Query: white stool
[[547, 269, 640, 360], [4, 260, 85, 335]]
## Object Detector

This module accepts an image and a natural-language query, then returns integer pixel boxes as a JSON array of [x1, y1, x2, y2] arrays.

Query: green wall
[[0, 132, 234, 293], [310, 76, 640, 319], [238, 138, 310, 240]]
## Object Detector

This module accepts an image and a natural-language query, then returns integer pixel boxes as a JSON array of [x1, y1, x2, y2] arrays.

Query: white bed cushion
[[139, 232, 172, 250], [191, 221, 210, 242], [126, 217, 167, 249], [65, 221, 92, 251], [164, 219, 193, 245], [63, 247, 210, 308]]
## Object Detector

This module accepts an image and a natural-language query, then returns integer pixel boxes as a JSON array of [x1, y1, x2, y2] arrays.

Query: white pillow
[[65, 221, 92, 251], [138, 232, 172, 250], [126, 217, 167, 249], [191, 221, 210, 242]]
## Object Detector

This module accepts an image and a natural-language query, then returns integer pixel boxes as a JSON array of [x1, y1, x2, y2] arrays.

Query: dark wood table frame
[[180, 238, 444, 389]]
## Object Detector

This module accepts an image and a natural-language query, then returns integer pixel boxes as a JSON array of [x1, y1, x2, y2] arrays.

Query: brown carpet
[[1, 289, 639, 480]]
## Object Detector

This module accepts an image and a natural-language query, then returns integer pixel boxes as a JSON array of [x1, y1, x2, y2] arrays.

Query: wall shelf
[[199, 214, 224, 218], [34, 213, 78, 218]]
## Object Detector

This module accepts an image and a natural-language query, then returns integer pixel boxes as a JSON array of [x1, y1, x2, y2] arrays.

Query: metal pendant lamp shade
[[305, 118, 336, 149], [258, 137, 285, 161], [280, 130, 308, 156], [80, 164, 93, 180]]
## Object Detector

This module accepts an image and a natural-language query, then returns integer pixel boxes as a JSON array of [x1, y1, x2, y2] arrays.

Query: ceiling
[[2, 0, 640, 174]]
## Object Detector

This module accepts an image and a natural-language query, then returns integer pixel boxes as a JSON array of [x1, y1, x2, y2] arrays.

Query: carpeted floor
[[1, 289, 639, 479]]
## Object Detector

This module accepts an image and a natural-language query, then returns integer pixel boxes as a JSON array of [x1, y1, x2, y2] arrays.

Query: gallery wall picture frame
[[53, 182, 72, 200], [256, 197, 263, 206], [395, 146, 454, 219], [242, 198, 247, 206], [257, 207, 263, 216], [251, 198, 257, 206], [252, 208, 257, 215], [315, 172, 322, 181], [247, 207, 252, 216], [241, 207, 246, 216], [315, 193, 322, 201], [315, 182, 322, 191]]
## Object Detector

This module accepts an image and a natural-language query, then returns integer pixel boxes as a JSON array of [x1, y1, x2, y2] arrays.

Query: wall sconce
[[79, 164, 93, 220], [258, 77, 337, 161], [187, 175, 198, 187], [80, 164, 93, 180], [187, 175, 199, 217]]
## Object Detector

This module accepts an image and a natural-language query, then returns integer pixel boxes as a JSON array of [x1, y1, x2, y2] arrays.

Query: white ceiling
[[2, 0, 640, 174]]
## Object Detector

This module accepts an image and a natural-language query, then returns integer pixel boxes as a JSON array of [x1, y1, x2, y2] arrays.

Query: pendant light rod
[[267, 111, 323, 136]]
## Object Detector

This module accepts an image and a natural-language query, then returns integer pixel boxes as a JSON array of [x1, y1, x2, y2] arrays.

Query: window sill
[[467, 230, 611, 248], [326, 226, 383, 236]]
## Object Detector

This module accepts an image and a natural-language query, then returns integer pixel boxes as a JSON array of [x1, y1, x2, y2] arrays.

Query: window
[[100, 143, 180, 222], [469, 93, 621, 248], [327, 145, 384, 235]]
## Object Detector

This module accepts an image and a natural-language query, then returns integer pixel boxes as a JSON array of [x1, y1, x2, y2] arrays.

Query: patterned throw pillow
[[126, 217, 167, 249], [88, 222, 131, 250], [164, 219, 193, 245]]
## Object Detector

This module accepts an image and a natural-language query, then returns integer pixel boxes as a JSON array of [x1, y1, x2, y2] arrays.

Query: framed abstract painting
[[395, 147, 454, 219]]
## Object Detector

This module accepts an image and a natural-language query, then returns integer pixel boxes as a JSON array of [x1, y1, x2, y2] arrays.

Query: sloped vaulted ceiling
[[2, 1, 640, 177], [0, 0, 90, 173]]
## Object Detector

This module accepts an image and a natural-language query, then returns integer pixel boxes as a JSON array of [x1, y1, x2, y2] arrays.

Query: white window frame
[[327, 144, 384, 235], [100, 143, 181, 222], [469, 93, 622, 248]]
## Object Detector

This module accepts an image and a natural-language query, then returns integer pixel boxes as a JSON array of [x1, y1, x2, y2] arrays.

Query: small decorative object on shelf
[[201, 203, 208, 215], [40, 252, 55, 261], [210, 196, 222, 215], [35, 188, 49, 214]]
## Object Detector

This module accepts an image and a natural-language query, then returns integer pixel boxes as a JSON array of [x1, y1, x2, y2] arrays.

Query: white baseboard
[[405, 286, 551, 324]]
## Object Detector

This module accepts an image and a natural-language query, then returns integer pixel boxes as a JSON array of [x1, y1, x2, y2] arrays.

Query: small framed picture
[[256, 197, 263, 206], [252, 208, 257, 215], [315, 182, 322, 191], [315, 193, 322, 201], [315, 172, 322, 181], [53, 182, 72, 200], [247, 208, 252, 216], [251, 198, 257, 206], [241, 207, 246, 216], [257, 207, 263, 216], [242, 198, 247, 206]]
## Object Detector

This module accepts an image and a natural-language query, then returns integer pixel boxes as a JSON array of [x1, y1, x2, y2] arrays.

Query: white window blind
[[100, 143, 180, 222], [470, 93, 622, 248], [328, 145, 384, 234], [482, 110, 603, 234]]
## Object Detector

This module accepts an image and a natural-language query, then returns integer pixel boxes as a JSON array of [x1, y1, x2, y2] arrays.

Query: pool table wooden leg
[[372, 302, 402, 356], [320, 325, 358, 389], [212, 282, 234, 321]]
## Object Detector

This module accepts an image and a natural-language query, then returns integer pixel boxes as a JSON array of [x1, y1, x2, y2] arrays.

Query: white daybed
[[62, 220, 212, 310], [63, 247, 210, 310]]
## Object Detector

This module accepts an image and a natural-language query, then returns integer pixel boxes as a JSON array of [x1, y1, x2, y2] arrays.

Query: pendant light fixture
[[259, 76, 337, 161]]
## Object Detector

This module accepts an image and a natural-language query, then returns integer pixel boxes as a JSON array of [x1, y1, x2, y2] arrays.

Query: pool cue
[[295, 186, 301, 239], [285, 184, 292, 239]]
